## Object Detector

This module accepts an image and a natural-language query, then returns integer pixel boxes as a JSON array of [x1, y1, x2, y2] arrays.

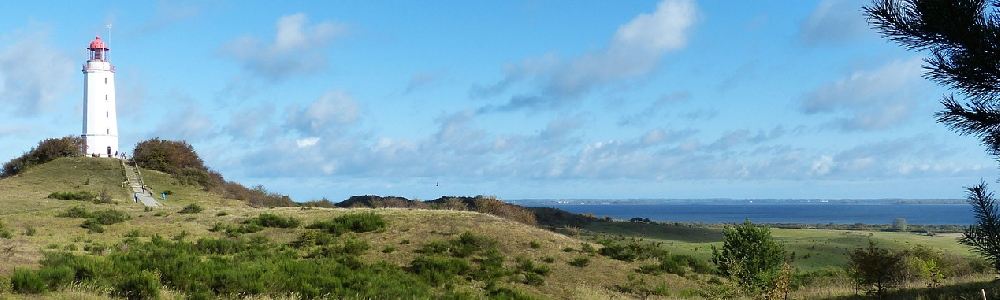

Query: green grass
[[584, 221, 976, 273]]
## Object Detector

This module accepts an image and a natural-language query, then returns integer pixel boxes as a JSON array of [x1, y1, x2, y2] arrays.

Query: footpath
[[122, 160, 159, 207]]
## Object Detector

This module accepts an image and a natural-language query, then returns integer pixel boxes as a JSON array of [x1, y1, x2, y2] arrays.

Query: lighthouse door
[[107, 146, 112, 157]]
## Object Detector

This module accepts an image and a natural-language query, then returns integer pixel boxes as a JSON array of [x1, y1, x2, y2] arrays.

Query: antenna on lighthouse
[[106, 24, 112, 61]]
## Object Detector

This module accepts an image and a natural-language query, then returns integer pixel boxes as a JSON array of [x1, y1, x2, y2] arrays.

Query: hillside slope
[[0, 157, 705, 299]]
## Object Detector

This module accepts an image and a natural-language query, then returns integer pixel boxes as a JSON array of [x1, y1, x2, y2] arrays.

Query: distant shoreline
[[510, 198, 967, 205]]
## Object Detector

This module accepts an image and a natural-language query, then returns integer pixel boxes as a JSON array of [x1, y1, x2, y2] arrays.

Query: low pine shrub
[[111, 270, 160, 300], [57, 206, 91, 218], [291, 230, 334, 248], [47, 191, 96, 201], [89, 209, 131, 225], [82, 220, 104, 233], [37, 265, 73, 290], [0, 222, 12, 239], [306, 212, 387, 236], [529, 241, 541, 249], [247, 213, 300, 229], [569, 257, 590, 267], [177, 204, 203, 214], [409, 255, 472, 286], [596, 238, 669, 262], [11, 268, 46, 294]]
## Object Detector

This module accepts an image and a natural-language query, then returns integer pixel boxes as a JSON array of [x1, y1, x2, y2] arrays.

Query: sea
[[516, 200, 976, 225]]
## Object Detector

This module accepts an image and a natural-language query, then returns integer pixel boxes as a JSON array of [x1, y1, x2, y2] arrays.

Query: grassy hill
[[0, 157, 996, 299], [0, 157, 708, 299]]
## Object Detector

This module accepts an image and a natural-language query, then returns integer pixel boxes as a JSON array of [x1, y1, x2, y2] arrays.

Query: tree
[[958, 181, 1000, 274], [131, 138, 207, 175], [847, 239, 907, 298], [2, 136, 85, 177], [891, 218, 907, 232], [711, 219, 786, 296], [865, 0, 1000, 274]]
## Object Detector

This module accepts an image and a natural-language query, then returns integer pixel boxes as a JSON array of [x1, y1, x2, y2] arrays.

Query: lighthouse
[[81, 36, 119, 157]]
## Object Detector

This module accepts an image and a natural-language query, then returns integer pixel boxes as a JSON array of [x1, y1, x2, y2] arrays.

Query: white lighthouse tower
[[81, 36, 119, 157]]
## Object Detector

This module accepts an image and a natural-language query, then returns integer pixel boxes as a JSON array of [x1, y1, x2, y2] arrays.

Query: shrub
[[82, 220, 105, 233], [11, 268, 46, 294], [89, 209, 131, 225], [712, 219, 786, 295], [177, 204, 203, 214], [529, 241, 541, 249], [597, 239, 669, 262], [847, 239, 906, 298], [112, 270, 160, 300], [569, 257, 590, 267], [24, 226, 36, 236], [291, 230, 334, 248], [37, 265, 74, 290], [409, 255, 472, 286], [57, 206, 91, 218], [248, 213, 300, 229], [2, 136, 84, 178], [0, 221, 11, 239], [307, 212, 387, 236], [47, 191, 96, 201]]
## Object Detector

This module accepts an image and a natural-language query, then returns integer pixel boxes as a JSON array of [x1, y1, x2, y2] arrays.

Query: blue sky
[[0, 0, 995, 201]]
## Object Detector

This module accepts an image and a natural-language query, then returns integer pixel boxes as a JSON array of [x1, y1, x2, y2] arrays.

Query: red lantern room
[[88, 36, 109, 61]]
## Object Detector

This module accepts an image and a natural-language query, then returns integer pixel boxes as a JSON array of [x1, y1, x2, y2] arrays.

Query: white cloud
[[478, 0, 698, 113], [287, 89, 361, 136], [0, 28, 73, 115], [800, 57, 926, 131], [296, 137, 319, 148], [800, 0, 874, 45], [221, 13, 345, 80]]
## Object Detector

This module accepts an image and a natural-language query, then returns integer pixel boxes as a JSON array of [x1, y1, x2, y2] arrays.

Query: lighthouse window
[[106, 111, 108, 118], [106, 129, 109, 134], [104, 78, 107, 84]]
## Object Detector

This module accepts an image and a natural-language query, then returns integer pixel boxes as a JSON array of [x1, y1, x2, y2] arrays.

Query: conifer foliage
[[865, 0, 1000, 274], [711, 219, 786, 296]]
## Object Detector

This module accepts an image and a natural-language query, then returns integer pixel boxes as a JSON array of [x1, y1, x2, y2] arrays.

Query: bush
[[177, 204, 203, 214], [712, 219, 786, 295], [37, 265, 74, 290], [89, 209, 131, 225], [597, 239, 669, 262], [247, 213, 300, 229], [569, 257, 591, 267], [409, 255, 472, 286], [0, 221, 12, 239], [47, 191, 96, 201], [11, 268, 46, 294], [57, 206, 91, 218], [82, 220, 105, 233], [2, 136, 84, 178], [306, 212, 387, 236], [112, 270, 160, 300]]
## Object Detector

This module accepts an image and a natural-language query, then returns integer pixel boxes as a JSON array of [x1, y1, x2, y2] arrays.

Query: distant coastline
[[514, 200, 974, 225], [510, 198, 967, 206]]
